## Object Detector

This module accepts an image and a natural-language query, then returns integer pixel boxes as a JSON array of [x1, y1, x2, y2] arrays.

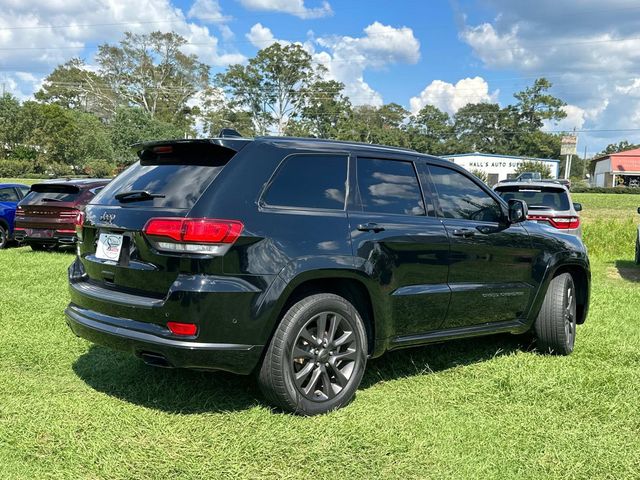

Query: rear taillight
[[15, 207, 24, 217], [74, 211, 85, 240], [143, 218, 243, 255], [527, 215, 580, 229]]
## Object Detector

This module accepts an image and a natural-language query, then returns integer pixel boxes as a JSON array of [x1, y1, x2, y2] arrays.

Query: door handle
[[357, 222, 385, 233], [452, 228, 476, 238]]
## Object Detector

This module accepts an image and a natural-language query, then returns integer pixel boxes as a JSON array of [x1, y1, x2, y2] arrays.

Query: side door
[[348, 155, 450, 340], [423, 164, 536, 328]]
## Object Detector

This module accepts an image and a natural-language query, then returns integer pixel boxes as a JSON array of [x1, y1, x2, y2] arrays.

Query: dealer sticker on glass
[[95, 233, 124, 261]]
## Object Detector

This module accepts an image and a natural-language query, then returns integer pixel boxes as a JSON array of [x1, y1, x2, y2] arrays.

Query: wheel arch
[[259, 266, 388, 359], [549, 263, 590, 324]]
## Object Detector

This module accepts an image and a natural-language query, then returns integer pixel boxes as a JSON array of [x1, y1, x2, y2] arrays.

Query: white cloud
[[409, 77, 499, 115], [246, 23, 283, 48], [0, 0, 246, 99], [188, 0, 229, 23], [459, 0, 640, 153], [314, 22, 420, 106], [237, 0, 332, 19]]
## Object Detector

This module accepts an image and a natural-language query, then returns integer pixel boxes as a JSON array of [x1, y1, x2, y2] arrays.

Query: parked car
[[0, 183, 30, 249], [65, 137, 591, 415], [14, 179, 110, 250], [494, 181, 582, 238]]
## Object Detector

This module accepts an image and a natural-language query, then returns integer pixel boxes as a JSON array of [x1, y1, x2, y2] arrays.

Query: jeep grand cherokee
[[66, 136, 591, 415]]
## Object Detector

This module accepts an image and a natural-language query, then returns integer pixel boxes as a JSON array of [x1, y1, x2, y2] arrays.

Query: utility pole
[[582, 145, 588, 179]]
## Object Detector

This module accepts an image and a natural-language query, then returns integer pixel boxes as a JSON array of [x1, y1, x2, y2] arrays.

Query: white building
[[440, 153, 560, 186]]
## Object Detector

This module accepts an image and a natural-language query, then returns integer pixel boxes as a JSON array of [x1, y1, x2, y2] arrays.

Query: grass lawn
[[0, 194, 639, 479]]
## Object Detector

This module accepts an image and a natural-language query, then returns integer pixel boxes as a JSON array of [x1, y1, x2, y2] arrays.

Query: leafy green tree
[[216, 43, 324, 135], [514, 160, 552, 179], [513, 78, 567, 130], [96, 31, 209, 126], [35, 58, 112, 118], [599, 140, 640, 155], [0, 94, 23, 159], [453, 103, 512, 154], [110, 107, 184, 166], [292, 80, 351, 138], [17, 102, 114, 172], [407, 104, 454, 155], [337, 103, 411, 147]]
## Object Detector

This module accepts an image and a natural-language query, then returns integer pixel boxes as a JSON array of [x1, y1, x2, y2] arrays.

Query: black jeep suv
[[66, 136, 590, 415]]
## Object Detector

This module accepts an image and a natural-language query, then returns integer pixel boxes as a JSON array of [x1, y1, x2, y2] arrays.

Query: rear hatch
[[78, 140, 241, 297], [16, 184, 85, 232], [495, 185, 579, 230]]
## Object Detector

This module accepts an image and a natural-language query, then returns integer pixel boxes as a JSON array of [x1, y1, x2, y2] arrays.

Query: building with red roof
[[592, 148, 640, 187]]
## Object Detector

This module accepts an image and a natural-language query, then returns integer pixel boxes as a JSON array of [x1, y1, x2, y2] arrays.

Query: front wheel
[[534, 273, 577, 355], [258, 293, 368, 415], [635, 235, 640, 265]]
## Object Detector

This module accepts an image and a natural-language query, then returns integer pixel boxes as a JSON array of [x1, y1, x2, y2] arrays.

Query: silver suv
[[494, 181, 582, 238]]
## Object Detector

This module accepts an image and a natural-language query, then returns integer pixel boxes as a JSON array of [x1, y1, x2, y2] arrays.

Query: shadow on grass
[[73, 333, 533, 414], [614, 260, 640, 282]]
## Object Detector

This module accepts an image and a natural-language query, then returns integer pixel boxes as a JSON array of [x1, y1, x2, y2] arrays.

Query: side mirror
[[508, 199, 528, 224], [573, 202, 582, 212]]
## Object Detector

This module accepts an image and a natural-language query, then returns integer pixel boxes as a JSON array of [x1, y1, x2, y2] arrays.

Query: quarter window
[[0, 188, 19, 202], [356, 158, 425, 216], [263, 154, 348, 210], [429, 165, 503, 222]]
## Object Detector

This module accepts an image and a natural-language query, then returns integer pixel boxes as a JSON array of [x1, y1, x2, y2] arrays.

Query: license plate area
[[26, 229, 54, 238], [95, 233, 124, 262]]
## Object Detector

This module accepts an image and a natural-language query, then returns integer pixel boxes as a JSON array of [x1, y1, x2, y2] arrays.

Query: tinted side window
[[0, 188, 19, 202], [429, 165, 502, 222], [357, 158, 425, 216], [263, 154, 347, 210]]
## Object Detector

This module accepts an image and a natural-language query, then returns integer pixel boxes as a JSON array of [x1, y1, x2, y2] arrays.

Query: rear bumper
[[13, 228, 77, 245], [65, 304, 263, 374]]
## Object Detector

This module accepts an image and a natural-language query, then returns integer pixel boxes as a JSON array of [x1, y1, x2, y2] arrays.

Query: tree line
[[0, 30, 586, 177]]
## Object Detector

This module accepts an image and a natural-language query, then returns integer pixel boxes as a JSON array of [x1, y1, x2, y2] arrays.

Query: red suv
[[14, 179, 110, 250]]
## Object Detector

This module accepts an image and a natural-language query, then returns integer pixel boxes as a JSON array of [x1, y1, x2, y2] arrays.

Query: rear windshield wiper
[[114, 190, 166, 203]]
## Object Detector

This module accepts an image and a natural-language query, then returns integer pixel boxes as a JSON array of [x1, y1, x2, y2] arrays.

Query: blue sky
[[3, 0, 640, 155]]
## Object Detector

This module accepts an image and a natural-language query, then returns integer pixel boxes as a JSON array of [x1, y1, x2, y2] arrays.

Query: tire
[[258, 293, 368, 415], [635, 235, 640, 265], [534, 273, 577, 355], [0, 224, 7, 249]]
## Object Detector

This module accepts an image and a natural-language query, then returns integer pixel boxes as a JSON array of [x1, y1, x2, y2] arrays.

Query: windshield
[[496, 186, 570, 211]]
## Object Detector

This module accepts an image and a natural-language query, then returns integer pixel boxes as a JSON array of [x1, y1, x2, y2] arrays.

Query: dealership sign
[[560, 135, 578, 156]]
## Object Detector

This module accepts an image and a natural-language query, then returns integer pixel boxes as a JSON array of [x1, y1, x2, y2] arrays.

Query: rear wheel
[[534, 273, 577, 355], [258, 293, 367, 415], [0, 224, 7, 249]]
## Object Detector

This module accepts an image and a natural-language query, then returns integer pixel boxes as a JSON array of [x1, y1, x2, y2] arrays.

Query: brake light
[[74, 211, 85, 240], [143, 218, 243, 255], [15, 207, 24, 217], [167, 321, 197, 336], [527, 215, 580, 229]]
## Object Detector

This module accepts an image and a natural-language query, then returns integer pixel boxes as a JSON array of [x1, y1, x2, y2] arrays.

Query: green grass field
[[0, 194, 639, 479]]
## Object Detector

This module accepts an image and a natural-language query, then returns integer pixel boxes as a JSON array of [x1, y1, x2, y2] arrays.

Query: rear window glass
[[92, 143, 235, 209], [262, 154, 348, 210], [22, 185, 81, 204], [496, 186, 570, 211]]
